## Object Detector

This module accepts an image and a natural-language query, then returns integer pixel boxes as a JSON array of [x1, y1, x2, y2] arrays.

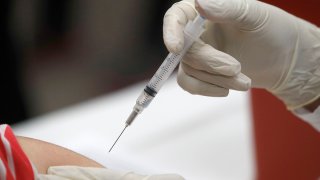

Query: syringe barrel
[[147, 15, 206, 92], [135, 15, 206, 111]]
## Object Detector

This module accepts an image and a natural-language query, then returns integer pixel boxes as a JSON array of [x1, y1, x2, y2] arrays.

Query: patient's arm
[[15, 137, 184, 179], [17, 136, 103, 174]]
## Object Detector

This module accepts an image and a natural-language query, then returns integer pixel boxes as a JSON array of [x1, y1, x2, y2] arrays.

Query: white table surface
[[12, 78, 256, 180]]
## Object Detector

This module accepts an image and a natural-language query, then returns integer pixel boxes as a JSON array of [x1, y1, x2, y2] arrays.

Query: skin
[[304, 98, 320, 112], [17, 136, 104, 174]]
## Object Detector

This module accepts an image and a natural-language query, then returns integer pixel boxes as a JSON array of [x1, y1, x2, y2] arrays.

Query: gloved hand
[[38, 166, 185, 180], [163, 0, 320, 110]]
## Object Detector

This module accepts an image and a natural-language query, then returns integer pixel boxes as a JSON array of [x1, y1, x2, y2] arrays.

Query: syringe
[[109, 15, 206, 152]]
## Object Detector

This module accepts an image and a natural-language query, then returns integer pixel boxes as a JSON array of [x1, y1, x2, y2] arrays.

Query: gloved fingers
[[163, 0, 198, 53], [195, 0, 268, 30], [183, 40, 241, 76], [120, 172, 184, 180], [38, 174, 70, 180], [177, 66, 229, 97], [181, 63, 251, 91], [47, 166, 128, 179], [46, 166, 185, 180], [146, 174, 185, 180]]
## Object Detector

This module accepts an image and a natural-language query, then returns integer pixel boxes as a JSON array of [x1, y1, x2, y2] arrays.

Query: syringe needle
[[108, 124, 128, 152]]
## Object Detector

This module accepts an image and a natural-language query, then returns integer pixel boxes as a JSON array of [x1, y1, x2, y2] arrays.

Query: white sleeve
[[293, 106, 320, 132]]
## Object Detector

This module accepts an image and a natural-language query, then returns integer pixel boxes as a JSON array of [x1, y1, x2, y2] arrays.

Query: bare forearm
[[17, 136, 103, 174]]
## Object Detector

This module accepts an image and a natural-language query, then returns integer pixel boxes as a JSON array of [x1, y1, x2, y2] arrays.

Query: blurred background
[[1, 0, 177, 124]]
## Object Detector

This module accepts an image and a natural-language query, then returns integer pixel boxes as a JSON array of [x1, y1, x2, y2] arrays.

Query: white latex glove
[[163, 0, 320, 110], [38, 166, 185, 180]]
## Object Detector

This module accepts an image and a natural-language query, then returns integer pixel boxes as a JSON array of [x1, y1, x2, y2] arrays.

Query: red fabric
[[0, 133, 14, 180], [0, 124, 36, 180], [251, 90, 320, 180]]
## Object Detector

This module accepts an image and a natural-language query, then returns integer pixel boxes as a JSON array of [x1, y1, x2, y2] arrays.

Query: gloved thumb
[[195, 0, 268, 30]]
